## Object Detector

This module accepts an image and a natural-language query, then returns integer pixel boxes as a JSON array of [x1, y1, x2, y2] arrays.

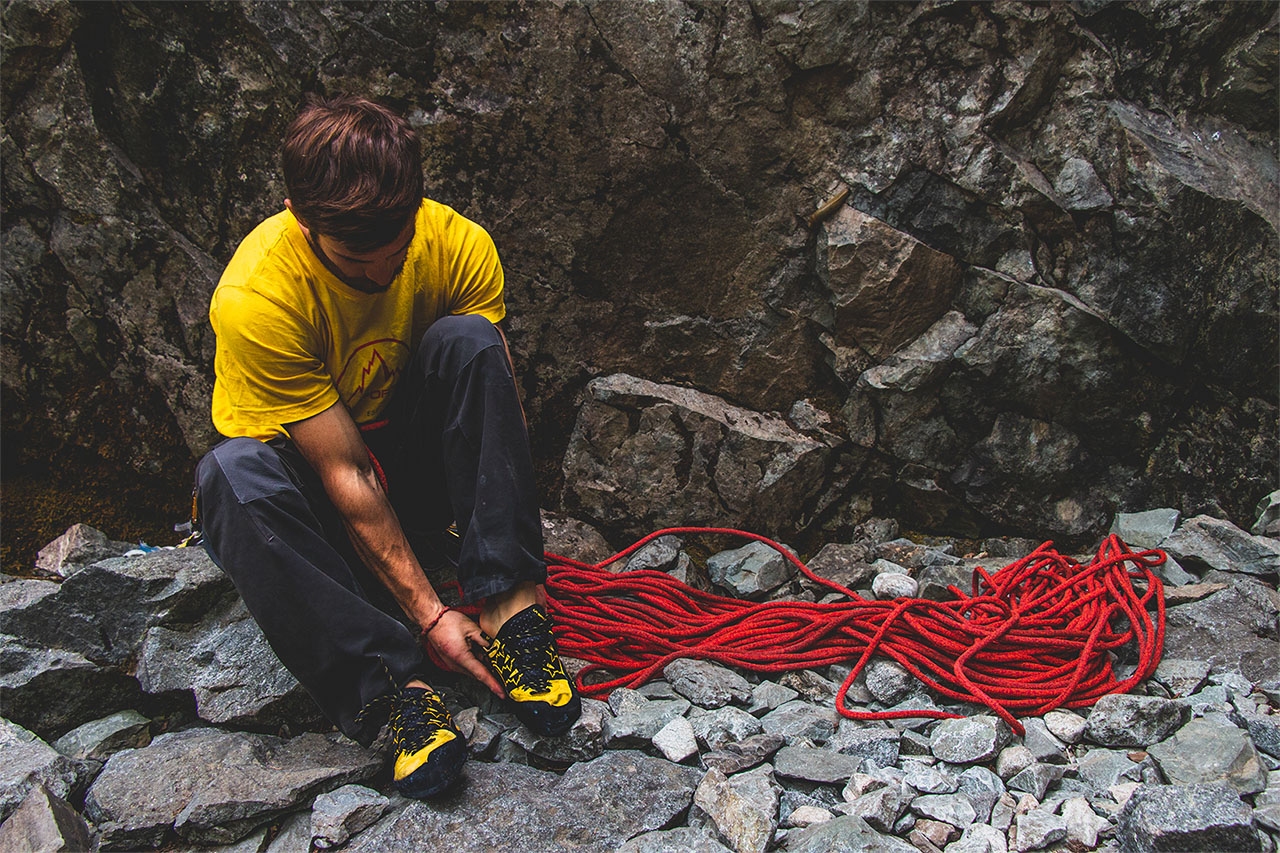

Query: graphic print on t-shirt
[[336, 337, 410, 422]]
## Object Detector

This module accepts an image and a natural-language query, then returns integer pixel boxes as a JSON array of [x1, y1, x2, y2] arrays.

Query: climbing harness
[[539, 528, 1166, 736]]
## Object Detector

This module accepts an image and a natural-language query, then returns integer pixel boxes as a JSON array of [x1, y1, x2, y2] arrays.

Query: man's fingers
[[457, 652, 505, 697]]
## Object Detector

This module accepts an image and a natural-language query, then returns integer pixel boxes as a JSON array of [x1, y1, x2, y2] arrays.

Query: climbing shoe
[[387, 687, 466, 799], [484, 605, 581, 737]]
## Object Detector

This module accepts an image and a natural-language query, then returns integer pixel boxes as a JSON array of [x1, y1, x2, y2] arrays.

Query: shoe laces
[[489, 607, 561, 694], [360, 687, 454, 755]]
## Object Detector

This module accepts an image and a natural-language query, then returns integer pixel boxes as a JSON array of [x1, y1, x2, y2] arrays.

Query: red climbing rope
[[541, 528, 1166, 736]]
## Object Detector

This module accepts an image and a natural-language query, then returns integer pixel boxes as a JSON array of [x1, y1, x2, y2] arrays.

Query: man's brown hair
[[281, 94, 423, 251]]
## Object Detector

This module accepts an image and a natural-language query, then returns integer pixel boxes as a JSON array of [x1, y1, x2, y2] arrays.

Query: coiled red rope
[[541, 527, 1166, 736]]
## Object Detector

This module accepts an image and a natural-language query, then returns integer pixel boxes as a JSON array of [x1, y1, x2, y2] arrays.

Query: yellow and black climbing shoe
[[388, 687, 466, 799], [484, 605, 581, 737]]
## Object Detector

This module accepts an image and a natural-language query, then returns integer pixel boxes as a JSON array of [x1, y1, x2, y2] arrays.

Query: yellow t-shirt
[[210, 199, 506, 441]]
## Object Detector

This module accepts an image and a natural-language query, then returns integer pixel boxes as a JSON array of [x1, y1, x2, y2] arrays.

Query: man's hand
[[423, 609, 504, 698]]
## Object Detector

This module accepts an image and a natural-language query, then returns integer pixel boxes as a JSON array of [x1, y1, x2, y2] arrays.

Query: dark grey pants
[[195, 315, 545, 744]]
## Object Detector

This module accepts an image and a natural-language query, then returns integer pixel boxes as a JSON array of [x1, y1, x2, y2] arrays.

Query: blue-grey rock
[[702, 733, 787, 776], [350, 750, 700, 853], [840, 783, 913, 832], [603, 697, 691, 747], [956, 766, 1005, 823], [829, 725, 902, 767], [1007, 763, 1065, 800], [1109, 509, 1179, 550], [617, 826, 732, 853], [782, 814, 918, 852], [664, 659, 753, 709], [1014, 807, 1067, 852], [912, 793, 977, 828], [0, 718, 84, 824], [803, 544, 875, 593], [707, 540, 799, 600], [1152, 659, 1210, 698], [1021, 718, 1067, 765], [506, 697, 607, 763], [865, 659, 917, 705], [606, 687, 649, 715], [774, 745, 863, 784], [84, 728, 379, 850], [310, 784, 388, 849], [624, 535, 684, 573], [1147, 717, 1268, 795], [1161, 515, 1280, 576], [1231, 709, 1280, 759], [51, 709, 150, 766], [1252, 491, 1280, 537], [901, 758, 959, 794], [930, 717, 1011, 764], [1162, 573, 1280, 681], [1085, 694, 1189, 748], [747, 680, 800, 716], [1076, 748, 1148, 791], [1116, 782, 1260, 853], [690, 706, 766, 751]]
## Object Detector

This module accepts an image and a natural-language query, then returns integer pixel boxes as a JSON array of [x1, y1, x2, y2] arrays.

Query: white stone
[[652, 715, 698, 764]]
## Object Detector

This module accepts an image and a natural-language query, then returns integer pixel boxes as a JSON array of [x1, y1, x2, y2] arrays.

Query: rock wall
[[2, 0, 1276, 551]]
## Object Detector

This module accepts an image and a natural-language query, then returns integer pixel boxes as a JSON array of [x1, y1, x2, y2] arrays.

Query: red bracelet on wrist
[[420, 607, 452, 639]]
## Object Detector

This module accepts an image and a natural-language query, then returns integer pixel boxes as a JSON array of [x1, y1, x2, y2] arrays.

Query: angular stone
[[915, 817, 961, 850], [262, 811, 310, 853], [624, 534, 684, 573], [1116, 782, 1260, 853], [1076, 748, 1147, 792], [747, 680, 800, 716], [0, 636, 144, 739], [1152, 658, 1210, 698], [0, 549, 232, 669], [707, 540, 798, 600], [1231, 709, 1280, 759], [350, 751, 700, 853], [603, 698, 690, 747], [692, 765, 780, 853], [0, 718, 83, 824], [1061, 796, 1110, 849], [859, 311, 977, 393], [1253, 491, 1280, 537], [759, 700, 838, 745], [1054, 157, 1114, 210], [774, 745, 863, 784], [778, 670, 844, 705], [783, 814, 918, 853], [137, 598, 321, 729], [561, 374, 834, 543], [829, 725, 902, 767], [956, 766, 1005, 824], [1085, 694, 1189, 748], [842, 783, 913, 832], [652, 714, 699, 763], [702, 733, 786, 775], [1043, 709, 1086, 744], [1006, 763, 1064, 800], [607, 687, 650, 715], [540, 511, 614, 565], [506, 697, 607, 763], [945, 823, 1008, 853], [0, 784, 92, 853], [1163, 573, 1280, 682], [1013, 808, 1067, 852], [690, 706, 766, 751], [83, 729, 379, 849], [865, 659, 917, 705], [930, 717, 1012, 764], [912, 793, 978, 828], [1147, 717, 1268, 795], [1161, 515, 1280, 576], [34, 523, 131, 579], [664, 658, 753, 709], [1109, 509, 1180, 550], [787, 804, 835, 828], [1020, 718, 1066, 765], [901, 759, 959, 794], [51, 709, 151, 762], [309, 784, 388, 849], [917, 564, 976, 602], [996, 745, 1035, 781], [617, 826, 732, 853], [804, 543, 875, 593]]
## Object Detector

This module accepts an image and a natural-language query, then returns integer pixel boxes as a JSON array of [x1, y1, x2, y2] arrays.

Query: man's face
[[292, 207, 415, 293]]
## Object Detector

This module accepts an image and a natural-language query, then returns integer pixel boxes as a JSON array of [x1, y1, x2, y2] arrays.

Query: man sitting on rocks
[[194, 94, 581, 799]]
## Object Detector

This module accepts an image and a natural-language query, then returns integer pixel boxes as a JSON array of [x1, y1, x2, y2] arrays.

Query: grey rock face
[[828, 725, 902, 767], [540, 511, 614, 565], [690, 706, 766, 751], [1253, 491, 1280, 537], [1013, 808, 1067, 852], [864, 659, 918, 706], [930, 717, 1012, 764], [603, 698, 691, 747], [51, 709, 151, 762], [309, 784, 389, 849], [759, 700, 838, 745], [665, 658, 754, 709], [1109, 509, 1180, 550], [652, 715, 699, 763], [562, 374, 835, 543], [1162, 573, 1280, 681], [774, 745, 863, 784], [624, 534, 684, 573], [782, 814, 918, 852], [1116, 782, 1260, 853], [1085, 694, 1190, 748], [34, 523, 132, 579], [0, 784, 92, 853], [136, 599, 321, 729], [0, 718, 84, 823], [348, 751, 700, 853], [505, 697, 607, 763], [706, 540, 799, 600], [617, 827, 732, 853], [83, 729, 379, 849], [702, 733, 787, 776], [0, 635, 143, 739], [912, 793, 978, 829], [1147, 717, 1268, 795], [692, 765, 781, 853], [1161, 515, 1280, 576]]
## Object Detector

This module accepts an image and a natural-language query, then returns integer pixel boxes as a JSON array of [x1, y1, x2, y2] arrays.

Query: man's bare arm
[[285, 401, 504, 696]]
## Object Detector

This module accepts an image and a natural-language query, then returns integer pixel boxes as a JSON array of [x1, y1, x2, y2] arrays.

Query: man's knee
[[197, 437, 294, 506], [419, 314, 504, 375]]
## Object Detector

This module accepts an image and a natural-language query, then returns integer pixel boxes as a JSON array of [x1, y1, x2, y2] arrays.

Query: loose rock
[[310, 784, 388, 849], [707, 540, 799, 600], [1161, 515, 1280, 576], [865, 659, 918, 705], [0, 718, 83, 824], [506, 697, 607, 763], [50, 709, 151, 762], [1116, 782, 1260, 853], [1146, 716, 1268, 795], [652, 715, 699, 763], [774, 745, 863, 785], [692, 765, 781, 853], [1013, 808, 1066, 852], [665, 659, 754, 709], [690, 706, 767, 751], [759, 700, 838, 745], [617, 826, 733, 853], [34, 523, 132, 580], [912, 793, 978, 829], [930, 717, 1011, 764], [702, 733, 786, 776], [0, 783, 92, 853], [828, 724, 903, 767], [1085, 694, 1189, 748], [1061, 796, 1110, 849], [782, 814, 918, 852], [1042, 710, 1086, 744]]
